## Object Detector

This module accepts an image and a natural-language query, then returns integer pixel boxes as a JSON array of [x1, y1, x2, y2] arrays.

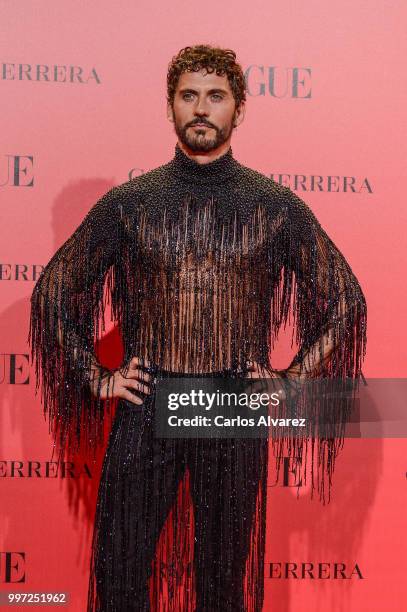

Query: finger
[[129, 356, 152, 370], [122, 366, 152, 383], [103, 374, 118, 398], [135, 368, 153, 383], [125, 378, 152, 396], [249, 361, 265, 378], [245, 366, 257, 376], [247, 360, 264, 375], [121, 389, 145, 405], [127, 359, 153, 380]]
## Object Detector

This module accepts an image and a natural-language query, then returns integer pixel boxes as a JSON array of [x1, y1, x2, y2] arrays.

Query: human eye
[[211, 93, 223, 101], [182, 92, 194, 100]]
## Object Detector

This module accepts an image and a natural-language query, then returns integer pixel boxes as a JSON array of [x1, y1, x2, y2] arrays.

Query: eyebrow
[[178, 87, 229, 95]]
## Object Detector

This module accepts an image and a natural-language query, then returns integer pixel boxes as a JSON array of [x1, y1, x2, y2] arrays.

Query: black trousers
[[88, 369, 268, 612]]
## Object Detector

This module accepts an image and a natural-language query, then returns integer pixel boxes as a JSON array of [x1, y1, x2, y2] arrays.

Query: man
[[29, 45, 367, 611]]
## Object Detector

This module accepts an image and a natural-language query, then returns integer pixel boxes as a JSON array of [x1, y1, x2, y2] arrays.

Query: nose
[[194, 97, 209, 117]]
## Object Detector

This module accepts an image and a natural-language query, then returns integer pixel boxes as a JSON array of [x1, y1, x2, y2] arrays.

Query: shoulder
[[129, 162, 172, 196], [246, 165, 320, 225], [97, 178, 144, 205], [85, 174, 154, 221], [233, 162, 302, 210], [87, 163, 178, 224], [232, 162, 281, 199], [114, 163, 174, 209], [236, 162, 324, 235]]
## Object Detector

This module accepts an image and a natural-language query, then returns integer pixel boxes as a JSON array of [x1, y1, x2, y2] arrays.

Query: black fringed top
[[28, 142, 367, 502]]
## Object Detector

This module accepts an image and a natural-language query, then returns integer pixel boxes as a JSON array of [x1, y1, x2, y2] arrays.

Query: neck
[[177, 141, 232, 165], [168, 142, 240, 185]]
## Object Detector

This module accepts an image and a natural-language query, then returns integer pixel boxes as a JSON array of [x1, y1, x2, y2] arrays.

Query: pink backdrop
[[1, 1, 406, 610]]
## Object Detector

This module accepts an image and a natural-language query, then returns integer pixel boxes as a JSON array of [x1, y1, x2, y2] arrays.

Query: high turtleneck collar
[[168, 142, 240, 185]]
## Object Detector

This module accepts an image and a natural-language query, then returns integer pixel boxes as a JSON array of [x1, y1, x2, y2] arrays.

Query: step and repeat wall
[[1, 2, 406, 611]]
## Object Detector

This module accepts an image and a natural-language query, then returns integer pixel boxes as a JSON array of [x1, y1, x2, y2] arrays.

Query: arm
[[267, 187, 367, 503], [277, 187, 367, 382], [28, 186, 126, 457]]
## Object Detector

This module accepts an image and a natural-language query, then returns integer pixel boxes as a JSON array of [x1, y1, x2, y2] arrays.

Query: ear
[[234, 101, 246, 128], [167, 103, 174, 123]]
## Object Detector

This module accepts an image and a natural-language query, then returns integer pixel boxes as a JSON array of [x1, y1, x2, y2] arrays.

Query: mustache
[[188, 120, 215, 128]]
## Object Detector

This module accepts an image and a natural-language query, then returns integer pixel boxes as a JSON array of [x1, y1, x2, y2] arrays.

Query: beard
[[172, 111, 237, 153]]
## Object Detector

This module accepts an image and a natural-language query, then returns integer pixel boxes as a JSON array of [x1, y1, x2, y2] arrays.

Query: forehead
[[176, 69, 232, 93]]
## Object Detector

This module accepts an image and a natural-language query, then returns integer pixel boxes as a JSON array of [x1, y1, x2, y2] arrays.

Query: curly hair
[[167, 44, 246, 109]]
